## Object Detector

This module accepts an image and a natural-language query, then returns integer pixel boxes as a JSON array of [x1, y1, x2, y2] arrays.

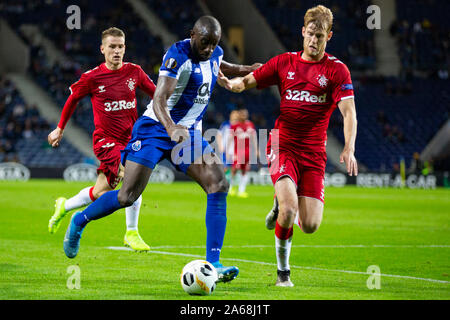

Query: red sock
[[275, 221, 293, 240], [89, 186, 97, 202]]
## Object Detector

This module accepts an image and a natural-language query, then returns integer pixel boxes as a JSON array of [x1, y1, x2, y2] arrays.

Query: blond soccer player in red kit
[[48, 27, 156, 251], [219, 5, 358, 286]]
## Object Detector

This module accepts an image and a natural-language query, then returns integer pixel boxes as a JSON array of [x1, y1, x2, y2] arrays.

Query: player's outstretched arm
[[153, 75, 189, 143], [48, 73, 90, 148], [338, 98, 358, 176], [220, 60, 262, 77], [217, 71, 258, 93]]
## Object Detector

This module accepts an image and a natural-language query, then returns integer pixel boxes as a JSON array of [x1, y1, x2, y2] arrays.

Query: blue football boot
[[213, 262, 239, 283], [63, 212, 85, 258]]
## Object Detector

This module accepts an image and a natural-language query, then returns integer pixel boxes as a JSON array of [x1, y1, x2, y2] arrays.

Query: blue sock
[[205, 192, 227, 264], [73, 190, 123, 227]]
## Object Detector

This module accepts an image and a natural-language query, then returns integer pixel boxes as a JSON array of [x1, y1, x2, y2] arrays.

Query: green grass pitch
[[0, 179, 449, 300]]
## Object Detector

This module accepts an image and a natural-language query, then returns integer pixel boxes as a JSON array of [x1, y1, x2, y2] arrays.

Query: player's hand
[[340, 147, 358, 176], [249, 63, 263, 71], [217, 70, 233, 91], [48, 127, 63, 148], [167, 124, 190, 143]]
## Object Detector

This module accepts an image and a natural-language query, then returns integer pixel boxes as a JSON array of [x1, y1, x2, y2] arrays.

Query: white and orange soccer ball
[[180, 260, 218, 296]]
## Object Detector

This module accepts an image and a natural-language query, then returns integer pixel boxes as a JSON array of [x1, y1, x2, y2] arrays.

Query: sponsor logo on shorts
[[132, 140, 141, 151], [101, 142, 115, 148]]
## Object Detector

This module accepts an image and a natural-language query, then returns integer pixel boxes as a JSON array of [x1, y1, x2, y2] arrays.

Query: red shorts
[[93, 137, 127, 188], [231, 150, 251, 172], [266, 141, 326, 203]]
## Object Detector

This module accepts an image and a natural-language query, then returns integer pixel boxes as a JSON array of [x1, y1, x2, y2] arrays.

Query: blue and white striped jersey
[[144, 39, 223, 130]]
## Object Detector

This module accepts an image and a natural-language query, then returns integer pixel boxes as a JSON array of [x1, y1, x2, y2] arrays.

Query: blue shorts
[[121, 116, 214, 173]]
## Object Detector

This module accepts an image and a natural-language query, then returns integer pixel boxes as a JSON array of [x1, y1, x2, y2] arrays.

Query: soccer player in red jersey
[[228, 108, 258, 198], [47, 27, 156, 251], [219, 5, 358, 286]]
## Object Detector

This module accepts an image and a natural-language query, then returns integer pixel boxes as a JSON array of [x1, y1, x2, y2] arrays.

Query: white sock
[[64, 186, 93, 212], [294, 211, 301, 229], [238, 173, 249, 193], [125, 194, 142, 231], [275, 235, 292, 271]]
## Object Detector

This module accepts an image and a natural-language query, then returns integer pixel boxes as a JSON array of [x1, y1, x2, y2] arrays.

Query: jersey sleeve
[[252, 55, 281, 89], [58, 72, 91, 129], [159, 43, 187, 80], [331, 63, 354, 104], [137, 65, 156, 98]]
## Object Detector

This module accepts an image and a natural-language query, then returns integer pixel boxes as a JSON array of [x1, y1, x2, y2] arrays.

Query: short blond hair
[[101, 27, 125, 42], [304, 5, 333, 33]]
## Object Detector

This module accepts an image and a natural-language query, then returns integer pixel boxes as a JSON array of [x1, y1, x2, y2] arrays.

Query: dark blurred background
[[0, 0, 448, 180]]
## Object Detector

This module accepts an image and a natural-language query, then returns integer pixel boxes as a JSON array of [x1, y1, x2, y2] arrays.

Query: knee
[[117, 189, 139, 207], [301, 218, 321, 234], [278, 204, 297, 225], [208, 175, 230, 194]]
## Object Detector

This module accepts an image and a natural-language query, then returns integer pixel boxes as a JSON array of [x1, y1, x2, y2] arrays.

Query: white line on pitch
[[109, 244, 450, 249], [106, 247, 450, 284]]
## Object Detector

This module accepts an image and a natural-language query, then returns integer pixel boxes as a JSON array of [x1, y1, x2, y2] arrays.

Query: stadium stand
[[391, 0, 449, 79], [252, 0, 449, 171], [1, 0, 164, 137], [1, 0, 448, 173], [252, 0, 376, 71], [329, 78, 449, 171], [0, 75, 85, 167]]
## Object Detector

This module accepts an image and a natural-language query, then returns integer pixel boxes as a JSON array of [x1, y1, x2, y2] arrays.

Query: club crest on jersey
[[316, 74, 328, 88], [98, 85, 106, 93], [287, 72, 295, 80], [126, 78, 136, 91], [213, 60, 219, 76], [132, 140, 141, 151]]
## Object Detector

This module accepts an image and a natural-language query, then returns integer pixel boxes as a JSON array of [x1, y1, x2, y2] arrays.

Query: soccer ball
[[180, 260, 218, 296]]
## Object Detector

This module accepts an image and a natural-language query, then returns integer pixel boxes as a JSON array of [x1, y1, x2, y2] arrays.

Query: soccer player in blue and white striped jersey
[[62, 16, 261, 283]]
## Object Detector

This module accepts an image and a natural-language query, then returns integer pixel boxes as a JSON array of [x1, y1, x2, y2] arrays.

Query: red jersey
[[253, 51, 354, 153], [230, 120, 256, 157], [58, 62, 156, 145]]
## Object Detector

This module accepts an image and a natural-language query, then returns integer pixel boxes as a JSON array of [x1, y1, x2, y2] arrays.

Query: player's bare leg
[[296, 196, 323, 233], [273, 177, 297, 287], [186, 153, 239, 283], [117, 160, 152, 208]]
